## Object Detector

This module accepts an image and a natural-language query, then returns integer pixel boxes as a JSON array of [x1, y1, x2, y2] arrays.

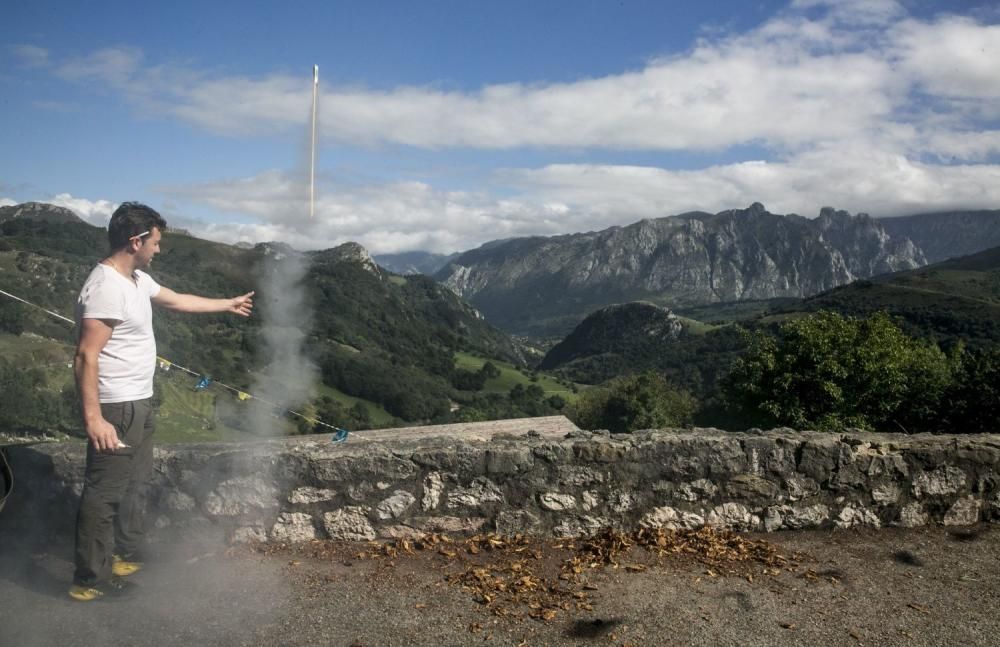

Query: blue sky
[[2, 0, 999, 254]]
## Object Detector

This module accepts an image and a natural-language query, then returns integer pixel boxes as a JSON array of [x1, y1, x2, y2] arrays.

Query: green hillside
[[454, 351, 581, 400], [772, 246, 1000, 348]]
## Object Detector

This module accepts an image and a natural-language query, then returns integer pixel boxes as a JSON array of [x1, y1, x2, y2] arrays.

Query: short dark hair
[[108, 202, 168, 250]]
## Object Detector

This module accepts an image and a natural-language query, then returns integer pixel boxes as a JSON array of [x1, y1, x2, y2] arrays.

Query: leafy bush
[[933, 345, 1000, 433], [567, 371, 696, 433], [721, 311, 956, 432]]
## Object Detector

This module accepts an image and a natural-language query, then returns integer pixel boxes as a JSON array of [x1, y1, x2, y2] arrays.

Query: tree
[[722, 311, 955, 432], [567, 371, 696, 433], [480, 362, 501, 379], [0, 299, 26, 335]]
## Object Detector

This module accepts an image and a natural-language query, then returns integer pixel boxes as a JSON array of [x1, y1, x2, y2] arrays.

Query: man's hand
[[229, 291, 254, 317], [86, 417, 122, 453]]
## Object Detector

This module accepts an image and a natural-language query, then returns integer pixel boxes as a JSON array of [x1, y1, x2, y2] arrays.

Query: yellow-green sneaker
[[68, 585, 104, 601], [112, 554, 142, 577], [68, 578, 136, 601]]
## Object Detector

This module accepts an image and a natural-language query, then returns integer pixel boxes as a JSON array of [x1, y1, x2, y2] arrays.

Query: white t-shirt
[[76, 264, 161, 403]]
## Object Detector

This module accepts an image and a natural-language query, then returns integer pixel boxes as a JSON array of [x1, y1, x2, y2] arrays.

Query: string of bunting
[[0, 287, 349, 442]]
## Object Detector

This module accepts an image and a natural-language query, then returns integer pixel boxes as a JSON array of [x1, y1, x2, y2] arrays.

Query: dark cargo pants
[[73, 398, 155, 586]]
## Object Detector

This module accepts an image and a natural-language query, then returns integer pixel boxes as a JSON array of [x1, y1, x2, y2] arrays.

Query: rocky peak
[[254, 241, 297, 260], [0, 202, 86, 225], [328, 242, 381, 276]]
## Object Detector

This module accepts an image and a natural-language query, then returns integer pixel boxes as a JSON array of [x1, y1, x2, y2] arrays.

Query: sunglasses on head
[[130, 230, 151, 240]]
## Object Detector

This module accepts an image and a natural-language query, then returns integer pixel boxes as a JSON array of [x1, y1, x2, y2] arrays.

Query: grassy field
[[314, 382, 395, 426], [151, 371, 397, 443], [676, 316, 721, 336], [454, 351, 584, 401]]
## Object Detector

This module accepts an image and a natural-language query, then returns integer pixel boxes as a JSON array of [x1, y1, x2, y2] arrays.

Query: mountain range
[[435, 203, 937, 336]]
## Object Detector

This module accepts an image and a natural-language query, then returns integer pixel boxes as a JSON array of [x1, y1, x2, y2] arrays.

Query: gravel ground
[[1, 525, 996, 647]]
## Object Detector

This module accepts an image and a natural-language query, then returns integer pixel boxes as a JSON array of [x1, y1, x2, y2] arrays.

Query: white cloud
[[38, 4, 997, 165], [160, 171, 573, 254], [48, 194, 118, 226], [56, 47, 143, 87], [891, 17, 1000, 101], [23, 0, 992, 171], [9, 44, 49, 67], [0, 198, 16, 208], [508, 152, 1000, 222]]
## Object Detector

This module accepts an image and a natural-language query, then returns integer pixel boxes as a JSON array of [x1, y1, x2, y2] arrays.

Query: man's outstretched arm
[[152, 288, 254, 316]]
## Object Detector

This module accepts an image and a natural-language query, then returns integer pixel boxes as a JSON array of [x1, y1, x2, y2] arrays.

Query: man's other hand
[[87, 418, 122, 453], [229, 291, 255, 317]]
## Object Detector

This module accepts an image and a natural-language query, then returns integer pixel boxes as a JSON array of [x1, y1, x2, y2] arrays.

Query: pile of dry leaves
[[250, 526, 801, 624]]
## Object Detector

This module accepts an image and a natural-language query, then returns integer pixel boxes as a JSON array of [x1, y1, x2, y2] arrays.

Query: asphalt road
[[1, 524, 996, 646]]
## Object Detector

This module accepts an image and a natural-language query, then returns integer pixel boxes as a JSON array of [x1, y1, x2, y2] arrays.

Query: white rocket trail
[[310, 64, 318, 219]]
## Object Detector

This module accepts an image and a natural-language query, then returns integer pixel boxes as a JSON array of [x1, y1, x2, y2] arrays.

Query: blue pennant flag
[[194, 376, 212, 391]]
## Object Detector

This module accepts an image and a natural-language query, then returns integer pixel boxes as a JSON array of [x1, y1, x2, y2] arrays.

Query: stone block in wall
[[782, 475, 820, 501], [271, 512, 317, 543], [376, 490, 417, 520], [161, 490, 196, 512], [203, 476, 279, 516], [865, 452, 909, 479], [675, 479, 717, 503], [531, 443, 573, 464], [912, 466, 967, 498], [609, 492, 637, 514], [724, 474, 780, 500], [897, 502, 928, 528], [410, 445, 486, 478], [572, 440, 627, 464], [742, 437, 797, 476], [495, 510, 540, 535], [311, 451, 417, 485], [836, 504, 881, 529], [557, 466, 606, 487], [421, 472, 444, 511], [231, 524, 267, 543], [553, 515, 607, 538], [446, 477, 503, 509], [707, 503, 761, 531], [485, 446, 533, 474], [538, 492, 576, 512], [323, 507, 376, 541], [764, 504, 830, 531], [412, 516, 487, 534], [581, 491, 600, 511], [639, 506, 704, 530], [288, 487, 337, 505], [943, 496, 980, 526], [797, 436, 841, 483], [871, 483, 901, 505], [789, 504, 830, 529]]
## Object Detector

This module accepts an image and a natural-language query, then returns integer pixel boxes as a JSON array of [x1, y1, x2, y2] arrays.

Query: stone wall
[[2, 428, 998, 544]]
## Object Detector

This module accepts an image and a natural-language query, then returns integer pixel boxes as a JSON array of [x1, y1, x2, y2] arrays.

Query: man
[[70, 202, 254, 601]]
